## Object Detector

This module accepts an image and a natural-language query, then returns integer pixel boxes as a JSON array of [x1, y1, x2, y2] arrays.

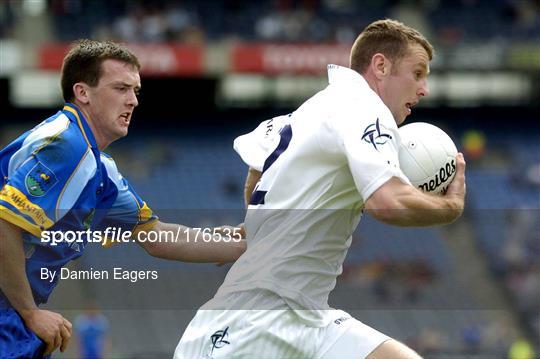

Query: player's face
[[86, 59, 140, 145], [380, 43, 430, 125]]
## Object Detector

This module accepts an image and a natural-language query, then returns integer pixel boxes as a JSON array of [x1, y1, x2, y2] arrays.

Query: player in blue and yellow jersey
[[0, 40, 245, 358]]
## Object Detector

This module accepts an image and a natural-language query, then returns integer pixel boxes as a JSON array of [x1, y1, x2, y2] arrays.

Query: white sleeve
[[331, 110, 411, 202], [233, 115, 290, 171]]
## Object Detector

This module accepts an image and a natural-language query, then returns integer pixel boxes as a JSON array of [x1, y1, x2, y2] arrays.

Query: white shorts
[[174, 309, 390, 359]]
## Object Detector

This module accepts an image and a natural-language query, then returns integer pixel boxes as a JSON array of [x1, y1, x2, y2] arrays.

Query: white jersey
[[210, 65, 410, 327]]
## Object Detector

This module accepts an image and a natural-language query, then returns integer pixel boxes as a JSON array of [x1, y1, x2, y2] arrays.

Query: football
[[398, 122, 458, 194]]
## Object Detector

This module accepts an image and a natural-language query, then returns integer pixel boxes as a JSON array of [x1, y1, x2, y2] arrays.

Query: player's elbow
[[365, 203, 408, 225], [139, 239, 163, 258], [137, 224, 167, 258], [364, 183, 409, 225]]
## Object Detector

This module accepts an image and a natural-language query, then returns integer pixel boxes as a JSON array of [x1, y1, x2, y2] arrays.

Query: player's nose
[[418, 79, 429, 97], [127, 89, 138, 107]]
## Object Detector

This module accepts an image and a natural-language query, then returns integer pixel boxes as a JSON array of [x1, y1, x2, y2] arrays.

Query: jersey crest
[[361, 118, 392, 151], [25, 161, 58, 197]]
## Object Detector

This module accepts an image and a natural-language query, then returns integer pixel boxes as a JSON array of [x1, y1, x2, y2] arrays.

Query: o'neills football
[[398, 122, 458, 195]]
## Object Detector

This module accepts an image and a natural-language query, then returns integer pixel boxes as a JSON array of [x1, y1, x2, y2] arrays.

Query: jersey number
[[249, 124, 292, 205]]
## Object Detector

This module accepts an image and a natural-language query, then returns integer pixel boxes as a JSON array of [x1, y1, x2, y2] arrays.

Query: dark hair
[[61, 40, 141, 102], [350, 19, 434, 74]]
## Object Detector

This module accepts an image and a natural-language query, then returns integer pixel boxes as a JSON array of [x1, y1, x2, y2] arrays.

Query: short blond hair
[[350, 19, 434, 74]]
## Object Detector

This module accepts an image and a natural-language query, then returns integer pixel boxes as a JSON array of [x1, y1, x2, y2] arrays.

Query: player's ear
[[73, 83, 90, 104], [371, 53, 389, 80]]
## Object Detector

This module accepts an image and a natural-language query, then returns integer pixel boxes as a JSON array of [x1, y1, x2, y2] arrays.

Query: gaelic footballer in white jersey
[[216, 64, 410, 323], [175, 64, 412, 358]]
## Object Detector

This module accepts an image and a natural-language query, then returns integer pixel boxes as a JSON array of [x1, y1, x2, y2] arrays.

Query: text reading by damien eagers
[[41, 267, 158, 283]]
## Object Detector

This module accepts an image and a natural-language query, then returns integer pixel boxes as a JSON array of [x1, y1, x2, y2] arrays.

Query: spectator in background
[[461, 323, 482, 354], [112, 5, 145, 43], [533, 314, 540, 345], [508, 337, 536, 359], [164, 2, 203, 43], [0, 1, 16, 38], [414, 328, 446, 355], [510, 162, 540, 189], [75, 303, 110, 359], [389, 0, 433, 42], [461, 130, 486, 161], [524, 162, 540, 187], [111, 2, 203, 43]]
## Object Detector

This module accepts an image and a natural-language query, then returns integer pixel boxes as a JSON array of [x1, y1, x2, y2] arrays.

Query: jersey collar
[[62, 103, 99, 149], [327, 64, 369, 88]]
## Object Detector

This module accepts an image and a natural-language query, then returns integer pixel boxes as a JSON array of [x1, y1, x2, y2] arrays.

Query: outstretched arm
[[137, 221, 246, 263], [365, 153, 466, 226]]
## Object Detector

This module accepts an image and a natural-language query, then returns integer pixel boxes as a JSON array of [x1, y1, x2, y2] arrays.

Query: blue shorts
[[0, 308, 48, 359]]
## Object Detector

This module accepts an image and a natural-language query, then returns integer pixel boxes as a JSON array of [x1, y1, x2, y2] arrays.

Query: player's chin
[[116, 126, 129, 138], [400, 105, 413, 122]]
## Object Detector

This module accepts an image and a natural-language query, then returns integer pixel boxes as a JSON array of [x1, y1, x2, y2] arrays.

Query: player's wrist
[[18, 306, 40, 322], [443, 196, 464, 222]]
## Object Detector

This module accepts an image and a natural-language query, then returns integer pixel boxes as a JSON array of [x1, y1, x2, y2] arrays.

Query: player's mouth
[[405, 101, 418, 115], [119, 112, 131, 126]]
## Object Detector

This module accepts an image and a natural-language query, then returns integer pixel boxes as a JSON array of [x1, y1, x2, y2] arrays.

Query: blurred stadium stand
[[2, 0, 540, 43], [1, 0, 539, 358]]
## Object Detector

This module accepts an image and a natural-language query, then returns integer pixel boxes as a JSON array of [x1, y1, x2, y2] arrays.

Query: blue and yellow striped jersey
[[0, 103, 157, 305]]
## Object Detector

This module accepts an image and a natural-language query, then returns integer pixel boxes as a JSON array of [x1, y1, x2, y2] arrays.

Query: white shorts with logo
[[174, 308, 390, 359]]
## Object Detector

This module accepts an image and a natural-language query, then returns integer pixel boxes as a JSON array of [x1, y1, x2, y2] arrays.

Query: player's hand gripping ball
[[398, 122, 458, 195]]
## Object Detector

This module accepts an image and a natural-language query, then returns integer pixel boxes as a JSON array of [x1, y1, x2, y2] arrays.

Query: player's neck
[[361, 71, 381, 98], [73, 102, 111, 151]]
